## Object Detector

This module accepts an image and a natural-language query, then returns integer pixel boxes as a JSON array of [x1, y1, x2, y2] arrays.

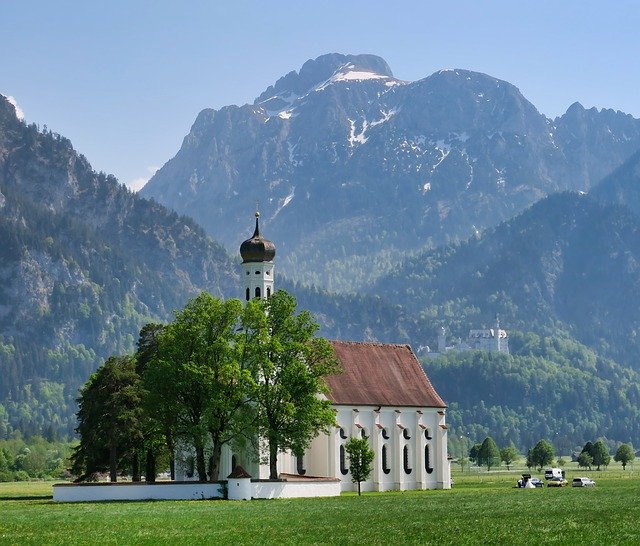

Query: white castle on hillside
[[424, 317, 509, 357]]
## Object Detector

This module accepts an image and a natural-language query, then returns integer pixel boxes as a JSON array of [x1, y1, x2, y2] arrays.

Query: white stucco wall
[[228, 477, 252, 500], [252, 480, 340, 499], [53, 482, 223, 502], [53, 480, 340, 502], [300, 405, 450, 491]]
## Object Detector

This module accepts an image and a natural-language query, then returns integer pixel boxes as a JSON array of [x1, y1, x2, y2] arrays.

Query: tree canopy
[[614, 444, 635, 470], [71, 356, 143, 482], [345, 436, 374, 496], [71, 290, 340, 483], [530, 439, 555, 471], [478, 437, 501, 471], [242, 290, 340, 479]]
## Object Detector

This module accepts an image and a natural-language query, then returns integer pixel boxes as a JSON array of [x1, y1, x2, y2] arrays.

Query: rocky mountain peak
[[254, 53, 393, 109]]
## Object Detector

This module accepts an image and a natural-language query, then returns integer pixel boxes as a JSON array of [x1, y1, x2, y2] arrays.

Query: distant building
[[424, 316, 509, 357]]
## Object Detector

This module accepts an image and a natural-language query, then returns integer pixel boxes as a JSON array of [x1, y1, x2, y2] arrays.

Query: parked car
[[547, 477, 568, 487], [572, 477, 596, 487], [530, 477, 544, 488], [517, 474, 544, 488]]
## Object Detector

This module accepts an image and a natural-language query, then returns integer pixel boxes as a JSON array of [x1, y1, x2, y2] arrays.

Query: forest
[[425, 331, 640, 453]]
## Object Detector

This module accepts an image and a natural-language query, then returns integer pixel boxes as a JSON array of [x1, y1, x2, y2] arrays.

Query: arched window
[[255, 287, 261, 298], [403, 428, 411, 440], [360, 428, 367, 439], [339, 428, 347, 439], [424, 429, 432, 440], [403, 445, 412, 475], [296, 453, 306, 476], [266, 287, 271, 298], [381, 428, 389, 440], [231, 454, 237, 471], [382, 444, 391, 475], [340, 445, 349, 475], [425, 445, 434, 474], [245, 288, 250, 301]]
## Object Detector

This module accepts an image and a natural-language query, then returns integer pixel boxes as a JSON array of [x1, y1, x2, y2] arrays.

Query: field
[[1, 469, 639, 545]]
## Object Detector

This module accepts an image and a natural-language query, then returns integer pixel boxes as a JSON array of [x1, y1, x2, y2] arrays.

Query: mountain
[[591, 149, 640, 216], [0, 93, 432, 438], [376, 191, 640, 370], [0, 95, 238, 437], [141, 53, 640, 291]]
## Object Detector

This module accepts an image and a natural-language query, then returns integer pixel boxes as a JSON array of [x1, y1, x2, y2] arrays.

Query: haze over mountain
[[0, 94, 424, 437], [4, 54, 640, 448], [377, 191, 640, 370], [0, 95, 238, 436], [142, 53, 640, 290]]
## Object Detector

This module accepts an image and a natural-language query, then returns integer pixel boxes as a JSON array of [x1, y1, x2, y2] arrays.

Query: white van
[[544, 468, 564, 479]]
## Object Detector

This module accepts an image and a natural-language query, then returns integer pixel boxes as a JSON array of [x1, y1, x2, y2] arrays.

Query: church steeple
[[240, 210, 275, 301]]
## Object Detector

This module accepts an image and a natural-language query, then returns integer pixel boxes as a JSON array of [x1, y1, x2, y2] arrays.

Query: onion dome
[[240, 211, 276, 263]]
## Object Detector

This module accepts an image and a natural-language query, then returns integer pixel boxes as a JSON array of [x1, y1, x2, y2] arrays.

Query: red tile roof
[[227, 465, 252, 479], [325, 341, 446, 408]]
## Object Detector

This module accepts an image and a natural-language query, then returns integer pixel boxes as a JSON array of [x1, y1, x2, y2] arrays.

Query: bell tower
[[239, 211, 275, 301]]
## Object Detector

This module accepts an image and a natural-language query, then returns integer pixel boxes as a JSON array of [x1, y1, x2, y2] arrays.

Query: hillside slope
[[0, 95, 238, 436], [377, 192, 640, 370]]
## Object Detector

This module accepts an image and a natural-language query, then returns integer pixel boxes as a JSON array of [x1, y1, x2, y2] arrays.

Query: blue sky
[[3, 1, 639, 190]]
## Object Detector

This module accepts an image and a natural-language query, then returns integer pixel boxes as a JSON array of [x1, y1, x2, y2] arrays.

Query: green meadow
[[1, 470, 638, 545]]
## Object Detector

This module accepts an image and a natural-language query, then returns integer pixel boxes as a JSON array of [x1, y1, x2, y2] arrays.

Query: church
[[176, 212, 452, 491]]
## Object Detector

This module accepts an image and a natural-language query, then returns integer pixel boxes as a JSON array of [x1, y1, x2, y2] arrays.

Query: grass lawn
[[1, 471, 638, 545]]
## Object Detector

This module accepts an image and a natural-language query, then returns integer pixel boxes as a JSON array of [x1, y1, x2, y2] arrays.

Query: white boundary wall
[[251, 480, 340, 499], [53, 479, 340, 502]]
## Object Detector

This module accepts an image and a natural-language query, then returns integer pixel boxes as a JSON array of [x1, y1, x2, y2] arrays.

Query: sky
[[3, 1, 640, 191]]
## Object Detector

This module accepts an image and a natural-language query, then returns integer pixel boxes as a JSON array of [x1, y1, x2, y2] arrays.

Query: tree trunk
[[145, 449, 156, 483], [209, 439, 223, 482], [269, 441, 279, 480], [166, 432, 175, 481], [132, 451, 141, 482], [109, 443, 117, 483], [196, 445, 207, 481], [358, 480, 361, 496]]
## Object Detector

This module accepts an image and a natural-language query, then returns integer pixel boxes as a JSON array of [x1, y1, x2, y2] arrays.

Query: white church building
[[176, 212, 452, 491]]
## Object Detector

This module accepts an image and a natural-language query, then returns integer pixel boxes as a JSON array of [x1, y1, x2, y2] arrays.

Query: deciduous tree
[[591, 440, 611, 471], [530, 439, 555, 471], [577, 451, 593, 471], [613, 444, 635, 470], [478, 437, 500, 470], [345, 436, 374, 496], [242, 290, 340, 479], [500, 444, 519, 471], [147, 293, 253, 481]]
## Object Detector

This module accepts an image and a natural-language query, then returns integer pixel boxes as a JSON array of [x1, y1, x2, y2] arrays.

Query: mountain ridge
[[141, 53, 640, 291]]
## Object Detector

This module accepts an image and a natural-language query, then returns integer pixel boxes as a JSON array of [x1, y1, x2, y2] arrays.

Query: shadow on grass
[[0, 495, 53, 501]]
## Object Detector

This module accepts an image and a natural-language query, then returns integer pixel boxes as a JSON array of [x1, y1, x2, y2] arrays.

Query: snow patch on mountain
[[270, 186, 296, 219], [370, 108, 399, 128], [348, 119, 368, 147], [287, 140, 302, 167], [316, 63, 400, 92]]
